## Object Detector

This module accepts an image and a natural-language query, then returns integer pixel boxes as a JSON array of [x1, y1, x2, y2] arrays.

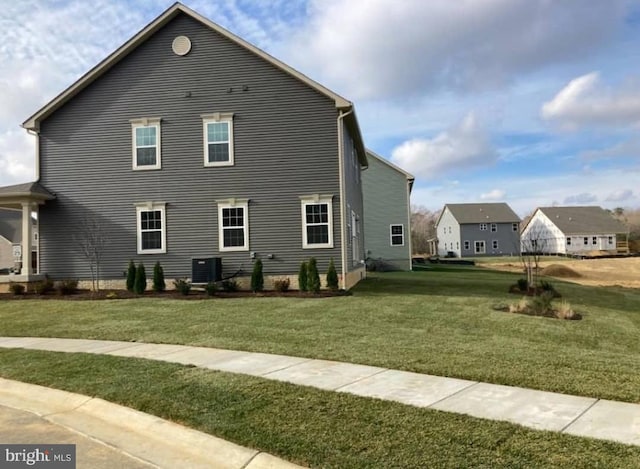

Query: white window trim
[[203, 113, 234, 167], [131, 118, 162, 170], [492, 239, 499, 249], [512, 223, 519, 232], [490, 223, 497, 232], [135, 202, 167, 254], [474, 240, 486, 254], [479, 223, 487, 231], [464, 240, 470, 250], [216, 198, 249, 252], [390, 224, 405, 246], [300, 194, 334, 249]]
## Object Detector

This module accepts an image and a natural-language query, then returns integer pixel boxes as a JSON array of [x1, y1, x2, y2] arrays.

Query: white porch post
[[21, 202, 33, 276]]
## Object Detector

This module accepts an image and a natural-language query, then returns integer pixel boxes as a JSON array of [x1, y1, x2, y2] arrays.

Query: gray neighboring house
[[362, 150, 414, 271], [0, 208, 39, 273], [436, 203, 521, 257], [521, 206, 629, 255], [12, 2, 369, 289]]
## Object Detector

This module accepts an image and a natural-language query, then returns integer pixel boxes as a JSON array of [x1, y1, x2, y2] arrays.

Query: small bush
[[205, 281, 218, 296], [133, 263, 146, 295], [307, 257, 321, 293], [509, 297, 529, 314], [105, 291, 119, 299], [33, 279, 55, 295], [173, 278, 191, 296], [56, 279, 78, 296], [126, 260, 136, 292], [273, 278, 290, 292], [517, 278, 528, 291], [251, 259, 264, 292], [555, 300, 578, 320], [326, 258, 339, 291], [9, 283, 25, 296], [298, 261, 308, 292], [152, 261, 166, 293], [221, 280, 239, 292], [529, 291, 555, 315]]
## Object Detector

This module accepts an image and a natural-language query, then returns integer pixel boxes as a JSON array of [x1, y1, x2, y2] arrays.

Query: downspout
[[406, 181, 413, 270], [26, 129, 40, 181], [337, 108, 353, 290], [26, 128, 40, 273]]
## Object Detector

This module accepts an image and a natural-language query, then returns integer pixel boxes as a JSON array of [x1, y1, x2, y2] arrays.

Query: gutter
[[337, 108, 353, 290]]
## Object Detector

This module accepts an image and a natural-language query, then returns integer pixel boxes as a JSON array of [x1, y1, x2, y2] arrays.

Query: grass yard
[[1, 265, 639, 402], [1, 349, 639, 468]]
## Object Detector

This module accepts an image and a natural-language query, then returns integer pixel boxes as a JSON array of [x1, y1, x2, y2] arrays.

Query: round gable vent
[[172, 36, 192, 56]]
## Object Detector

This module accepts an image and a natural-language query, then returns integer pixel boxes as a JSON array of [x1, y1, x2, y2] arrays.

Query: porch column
[[21, 202, 33, 276]]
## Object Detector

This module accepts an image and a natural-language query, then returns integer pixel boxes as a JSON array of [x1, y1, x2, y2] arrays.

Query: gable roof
[[534, 206, 628, 235], [365, 150, 415, 192], [21, 2, 367, 165], [443, 203, 521, 224], [0, 181, 55, 200]]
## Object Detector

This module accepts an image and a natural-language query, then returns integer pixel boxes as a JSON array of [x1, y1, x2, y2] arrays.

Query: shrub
[[33, 278, 55, 295], [173, 278, 191, 296], [509, 297, 529, 314], [56, 279, 78, 296], [555, 300, 578, 320], [298, 261, 308, 292], [529, 291, 555, 315], [326, 258, 339, 291], [251, 259, 264, 292], [516, 278, 528, 291], [205, 281, 218, 296], [133, 263, 146, 295], [152, 261, 166, 293], [221, 280, 239, 292], [273, 278, 290, 292], [126, 260, 136, 292], [9, 283, 25, 295], [307, 257, 321, 293]]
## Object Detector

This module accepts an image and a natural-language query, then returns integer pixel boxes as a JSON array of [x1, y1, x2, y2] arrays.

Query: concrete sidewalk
[[0, 378, 303, 469], [1, 336, 639, 447]]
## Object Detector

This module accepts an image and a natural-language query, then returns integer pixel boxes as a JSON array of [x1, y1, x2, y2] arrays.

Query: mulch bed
[[0, 289, 349, 301], [492, 305, 582, 320]]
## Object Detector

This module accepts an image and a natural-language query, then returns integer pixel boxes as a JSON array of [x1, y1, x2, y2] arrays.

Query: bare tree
[[410, 205, 440, 255], [74, 216, 108, 292], [519, 227, 550, 292]]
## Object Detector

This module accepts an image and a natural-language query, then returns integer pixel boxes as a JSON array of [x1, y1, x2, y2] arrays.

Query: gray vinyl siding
[[37, 13, 345, 281], [362, 155, 411, 270], [341, 123, 365, 272], [459, 223, 520, 257], [436, 208, 461, 257]]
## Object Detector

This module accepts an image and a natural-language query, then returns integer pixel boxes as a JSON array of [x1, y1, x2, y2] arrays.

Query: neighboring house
[[521, 206, 629, 255], [0, 209, 38, 272], [362, 150, 414, 270], [11, 3, 369, 289], [436, 203, 521, 257]]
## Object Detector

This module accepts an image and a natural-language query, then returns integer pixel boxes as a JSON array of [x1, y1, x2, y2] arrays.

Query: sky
[[1, 0, 640, 217]]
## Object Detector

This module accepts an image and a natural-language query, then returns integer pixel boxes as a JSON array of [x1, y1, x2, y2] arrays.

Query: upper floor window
[[390, 224, 404, 246], [203, 113, 234, 166], [217, 199, 249, 251], [131, 118, 161, 170], [301, 195, 333, 248], [490, 223, 497, 232], [464, 240, 470, 250], [135, 202, 166, 254], [567, 237, 572, 246], [512, 223, 519, 232], [592, 236, 597, 245], [479, 223, 487, 231]]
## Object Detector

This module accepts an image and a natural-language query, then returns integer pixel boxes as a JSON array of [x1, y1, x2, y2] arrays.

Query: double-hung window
[[131, 118, 161, 170], [512, 223, 519, 232], [490, 223, 497, 232], [301, 195, 333, 248], [136, 202, 166, 254], [217, 199, 249, 251], [203, 113, 234, 166], [464, 240, 470, 250], [390, 224, 404, 246]]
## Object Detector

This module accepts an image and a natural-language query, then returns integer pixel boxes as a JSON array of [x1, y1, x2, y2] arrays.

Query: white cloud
[[287, 0, 627, 100], [541, 72, 640, 129], [606, 189, 634, 202], [563, 193, 598, 205], [580, 138, 640, 160], [390, 113, 497, 180], [480, 189, 506, 201]]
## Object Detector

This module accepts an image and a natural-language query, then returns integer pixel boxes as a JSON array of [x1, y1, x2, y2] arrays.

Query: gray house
[[362, 150, 414, 270], [521, 206, 629, 255], [0, 207, 39, 274], [436, 203, 521, 257], [10, 2, 369, 290]]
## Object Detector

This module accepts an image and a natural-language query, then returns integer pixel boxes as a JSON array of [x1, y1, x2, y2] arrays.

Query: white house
[[521, 206, 629, 255]]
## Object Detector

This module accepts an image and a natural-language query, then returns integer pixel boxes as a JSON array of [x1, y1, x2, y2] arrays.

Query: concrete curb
[[0, 378, 304, 469]]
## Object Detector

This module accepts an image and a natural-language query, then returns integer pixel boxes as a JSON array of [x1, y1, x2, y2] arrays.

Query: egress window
[[217, 199, 249, 251], [131, 118, 161, 170], [203, 113, 234, 166]]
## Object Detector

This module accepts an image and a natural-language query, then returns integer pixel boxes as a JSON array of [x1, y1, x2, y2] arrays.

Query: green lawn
[[1, 266, 639, 402], [1, 349, 638, 468]]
